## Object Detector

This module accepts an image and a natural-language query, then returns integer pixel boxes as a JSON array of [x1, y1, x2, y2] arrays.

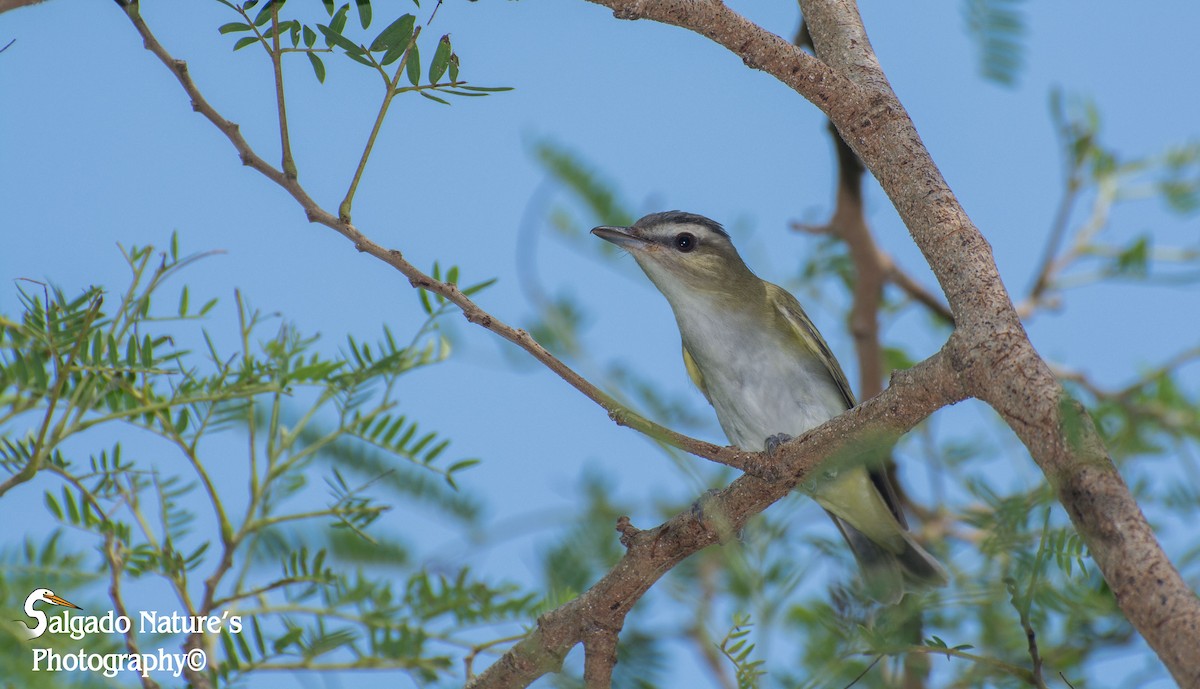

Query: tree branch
[[587, 0, 1200, 684], [468, 352, 963, 688], [582, 625, 620, 689], [113, 1, 779, 484], [0, 0, 46, 15]]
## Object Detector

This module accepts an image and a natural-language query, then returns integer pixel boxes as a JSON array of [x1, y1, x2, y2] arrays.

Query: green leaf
[[63, 487, 80, 524], [462, 277, 497, 296], [45, 492, 63, 521], [406, 42, 421, 85], [355, 0, 372, 29], [322, 0, 335, 15], [253, 1, 275, 27], [141, 334, 153, 369], [219, 22, 253, 35], [303, 25, 317, 48], [419, 91, 449, 106], [447, 458, 480, 474], [308, 53, 327, 83], [458, 85, 513, 92], [330, 4, 350, 34], [221, 632, 241, 671], [429, 34, 451, 83], [369, 13, 415, 52], [233, 36, 258, 51], [1114, 235, 1151, 276], [317, 24, 362, 55], [448, 53, 459, 82], [252, 618, 266, 657], [344, 50, 374, 67], [424, 439, 451, 464], [963, 0, 1027, 86]]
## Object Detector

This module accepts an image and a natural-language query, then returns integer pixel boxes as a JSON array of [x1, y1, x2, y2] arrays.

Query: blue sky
[[2, 1, 1198, 687]]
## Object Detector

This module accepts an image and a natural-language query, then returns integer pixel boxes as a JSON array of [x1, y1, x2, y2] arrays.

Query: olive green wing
[[765, 281, 910, 526], [764, 282, 857, 409], [681, 344, 712, 403]]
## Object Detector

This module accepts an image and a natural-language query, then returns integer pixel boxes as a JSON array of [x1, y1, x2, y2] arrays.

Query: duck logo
[[17, 588, 82, 640]]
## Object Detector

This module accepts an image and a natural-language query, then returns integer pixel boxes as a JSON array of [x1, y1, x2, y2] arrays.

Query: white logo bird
[[19, 588, 81, 640]]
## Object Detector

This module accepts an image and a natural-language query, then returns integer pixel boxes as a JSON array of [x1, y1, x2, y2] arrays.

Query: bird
[[18, 588, 81, 639], [592, 210, 947, 603]]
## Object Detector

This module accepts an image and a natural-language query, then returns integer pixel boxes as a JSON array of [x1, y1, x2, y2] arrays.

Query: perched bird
[[592, 211, 947, 603]]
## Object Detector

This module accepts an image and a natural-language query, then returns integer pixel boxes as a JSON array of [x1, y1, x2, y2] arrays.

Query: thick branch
[[588, 0, 1200, 684], [468, 352, 962, 689]]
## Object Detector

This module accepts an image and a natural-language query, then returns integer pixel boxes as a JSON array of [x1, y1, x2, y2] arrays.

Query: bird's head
[[591, 211, 760, 307], [27, 588, 81, 611]]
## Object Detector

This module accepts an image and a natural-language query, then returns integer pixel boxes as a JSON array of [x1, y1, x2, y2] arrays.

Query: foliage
[[961, 0, 1027, 86], [214, 0, 510, 101], [0, 237, 537, 686]]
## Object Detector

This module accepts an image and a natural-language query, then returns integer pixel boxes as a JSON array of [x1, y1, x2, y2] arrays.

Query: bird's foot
[[764, 433, 794, 456]]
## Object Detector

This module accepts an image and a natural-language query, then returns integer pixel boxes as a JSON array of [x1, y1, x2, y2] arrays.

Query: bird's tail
[[834, 517, 948, 605]]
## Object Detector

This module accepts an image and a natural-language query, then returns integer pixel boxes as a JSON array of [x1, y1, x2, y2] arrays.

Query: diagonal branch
[[113, 1, 778, 484], [468, 352, 963, 689]]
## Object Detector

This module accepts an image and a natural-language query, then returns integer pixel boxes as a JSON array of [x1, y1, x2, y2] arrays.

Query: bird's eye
[[674, 232, 696, 252]]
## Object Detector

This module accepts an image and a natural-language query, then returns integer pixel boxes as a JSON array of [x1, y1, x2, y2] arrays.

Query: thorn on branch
[[615, 516, 640, 548]]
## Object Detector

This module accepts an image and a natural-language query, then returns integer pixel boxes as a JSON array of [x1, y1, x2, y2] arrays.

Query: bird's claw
[[765, 433, 794, 456]]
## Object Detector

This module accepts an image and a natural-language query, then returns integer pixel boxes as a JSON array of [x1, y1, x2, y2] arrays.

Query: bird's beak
[[46, 594, 81, 610], [591, 225, 649, 251]]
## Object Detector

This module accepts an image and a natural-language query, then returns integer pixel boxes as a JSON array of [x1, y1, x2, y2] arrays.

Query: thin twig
[[339, 28, 422, 220], [115, 3, 786, 483], [268, 4, 297, 179], [105, 532, 162, 689], [842, 654, 882, 689]]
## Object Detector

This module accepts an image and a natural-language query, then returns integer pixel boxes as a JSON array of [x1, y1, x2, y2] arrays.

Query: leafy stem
[[339, 26, 423, 222]]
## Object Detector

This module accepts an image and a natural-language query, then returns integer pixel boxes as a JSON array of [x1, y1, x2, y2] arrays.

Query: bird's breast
[[680, 313, 847, 451]]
